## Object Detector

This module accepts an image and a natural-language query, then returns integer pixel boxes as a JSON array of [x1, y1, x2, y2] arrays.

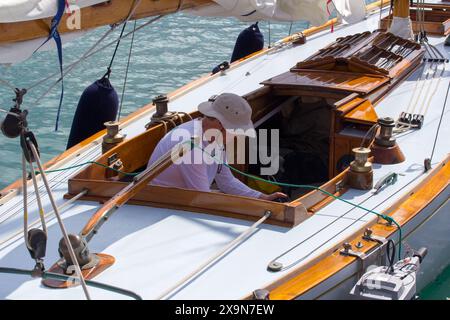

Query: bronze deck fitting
[[372, 117, 406, 164], [102, 121, 125, 154], [348, 147, 374, 190], [146, 95, 178, 129], [58, 234, 98, 271], [153, 95, 170, 118]]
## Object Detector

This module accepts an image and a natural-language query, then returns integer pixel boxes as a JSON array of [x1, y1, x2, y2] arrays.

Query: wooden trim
[[253, 155, 450, 300], [66, 180, 310, 228]]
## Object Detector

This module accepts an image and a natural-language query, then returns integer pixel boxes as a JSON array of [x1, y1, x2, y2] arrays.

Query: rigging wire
[[430, 81, 450, 162], [32, 0, 143, 107], [27, 141, 91, 300], [0, 78, 16, 91], [118, 20, 137, 121], [103, 0, 142, 78], [30, 15, 164, 106]]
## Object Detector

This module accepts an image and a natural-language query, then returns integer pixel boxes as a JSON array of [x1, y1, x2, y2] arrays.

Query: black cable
[[386, 239, 396, 274], [430, 81, 450, 162], [104, 21, 129, 78]]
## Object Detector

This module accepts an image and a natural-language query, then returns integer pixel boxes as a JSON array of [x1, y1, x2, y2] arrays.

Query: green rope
[[36, 143, 403, 258], [0, 267, 142, 300], [193, 145, 403, 259]]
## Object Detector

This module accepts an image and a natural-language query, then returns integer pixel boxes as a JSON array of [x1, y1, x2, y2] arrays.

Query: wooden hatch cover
[[293, 31, 424, 79], [261, 70, 389, 95], [262, 30, 424, 99]]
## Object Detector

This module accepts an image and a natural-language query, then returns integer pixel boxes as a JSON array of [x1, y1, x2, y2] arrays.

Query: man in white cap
[[147, 93, 287, 201]]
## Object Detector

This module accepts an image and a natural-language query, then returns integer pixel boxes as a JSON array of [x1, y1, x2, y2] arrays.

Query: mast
[[0, 0, 213, 45], [392, 0, 411, 18], [389, 0, 414, 39]]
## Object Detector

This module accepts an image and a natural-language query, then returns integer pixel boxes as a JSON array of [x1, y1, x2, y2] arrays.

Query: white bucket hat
[[198, 93, 256, 138]]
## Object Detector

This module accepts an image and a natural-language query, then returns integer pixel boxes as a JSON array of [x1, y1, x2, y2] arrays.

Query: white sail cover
[[0, 0, 108, 23], [0, 0, 367, 24], [188, 0, 367, 26], [0, 0, 367, 64]]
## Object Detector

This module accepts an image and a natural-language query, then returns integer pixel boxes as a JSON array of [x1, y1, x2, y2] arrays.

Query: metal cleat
[[362, 228, 387, 245]]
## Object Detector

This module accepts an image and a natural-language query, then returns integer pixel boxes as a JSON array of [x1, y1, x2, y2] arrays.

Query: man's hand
[[259, 192, 289, 202]]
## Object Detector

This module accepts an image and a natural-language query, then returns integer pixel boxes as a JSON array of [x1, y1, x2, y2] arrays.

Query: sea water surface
[[0, 5, 448, 300]]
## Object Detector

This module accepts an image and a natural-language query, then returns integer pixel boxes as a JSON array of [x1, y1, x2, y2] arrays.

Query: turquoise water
[[0, 5, 448, 300]]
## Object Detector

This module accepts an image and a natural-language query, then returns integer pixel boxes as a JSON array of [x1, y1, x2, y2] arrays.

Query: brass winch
[[347, 147, 373, 190], [372, 117, 405, 164], [102, 121, 125, 154], [146, 95, 178, 129]]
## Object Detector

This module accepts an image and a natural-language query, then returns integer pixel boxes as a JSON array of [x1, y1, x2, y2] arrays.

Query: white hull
[[299, 186, 450, 300]]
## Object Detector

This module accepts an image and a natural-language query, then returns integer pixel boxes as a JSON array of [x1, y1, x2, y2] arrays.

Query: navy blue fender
[[230, 22, 264, 63], [66, 78, 118, 149]]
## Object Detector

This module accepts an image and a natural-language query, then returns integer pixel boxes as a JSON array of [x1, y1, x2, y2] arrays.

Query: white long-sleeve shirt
[[147, 119, 262, 199]]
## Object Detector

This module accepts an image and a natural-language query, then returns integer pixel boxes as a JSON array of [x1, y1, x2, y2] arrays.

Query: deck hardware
[[362, 228, 387, 245], [340, 243, 366, 260], [355, 242, 364, 249], [57, 234, 99, 272], [347, 147, 373, 190], [267, 261, 283, 272], [212, 61, 230, 75], [335, 180, 345, 192], [424, 158, 432, 172], [372, 117, 405, 165], [374, 172, 398, 194], [105, 153, 124, 180], [102, 121, 125, 153], [341, 239, 389, 278], [253, 289, 270, 300]]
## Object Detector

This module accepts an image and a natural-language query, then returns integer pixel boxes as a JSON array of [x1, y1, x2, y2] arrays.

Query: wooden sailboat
[[0, 0, 449, 300]]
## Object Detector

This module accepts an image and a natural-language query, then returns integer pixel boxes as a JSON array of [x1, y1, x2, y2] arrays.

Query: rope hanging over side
[[33, 0, 66, 131]]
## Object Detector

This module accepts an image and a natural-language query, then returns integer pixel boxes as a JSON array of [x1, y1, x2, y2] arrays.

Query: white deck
[[0, 9, 449, 300]]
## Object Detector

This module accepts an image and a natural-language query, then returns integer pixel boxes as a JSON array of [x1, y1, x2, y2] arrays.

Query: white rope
[[156, 211, 272, 300], [418, 63, 446, 116], [28, 142, 91, 300], [28, 161, 47, 234], [403, 62, 429, 114], [406, 62, 437, 115], [0, 190, 87, 250], [21, 155, 30, 251]]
